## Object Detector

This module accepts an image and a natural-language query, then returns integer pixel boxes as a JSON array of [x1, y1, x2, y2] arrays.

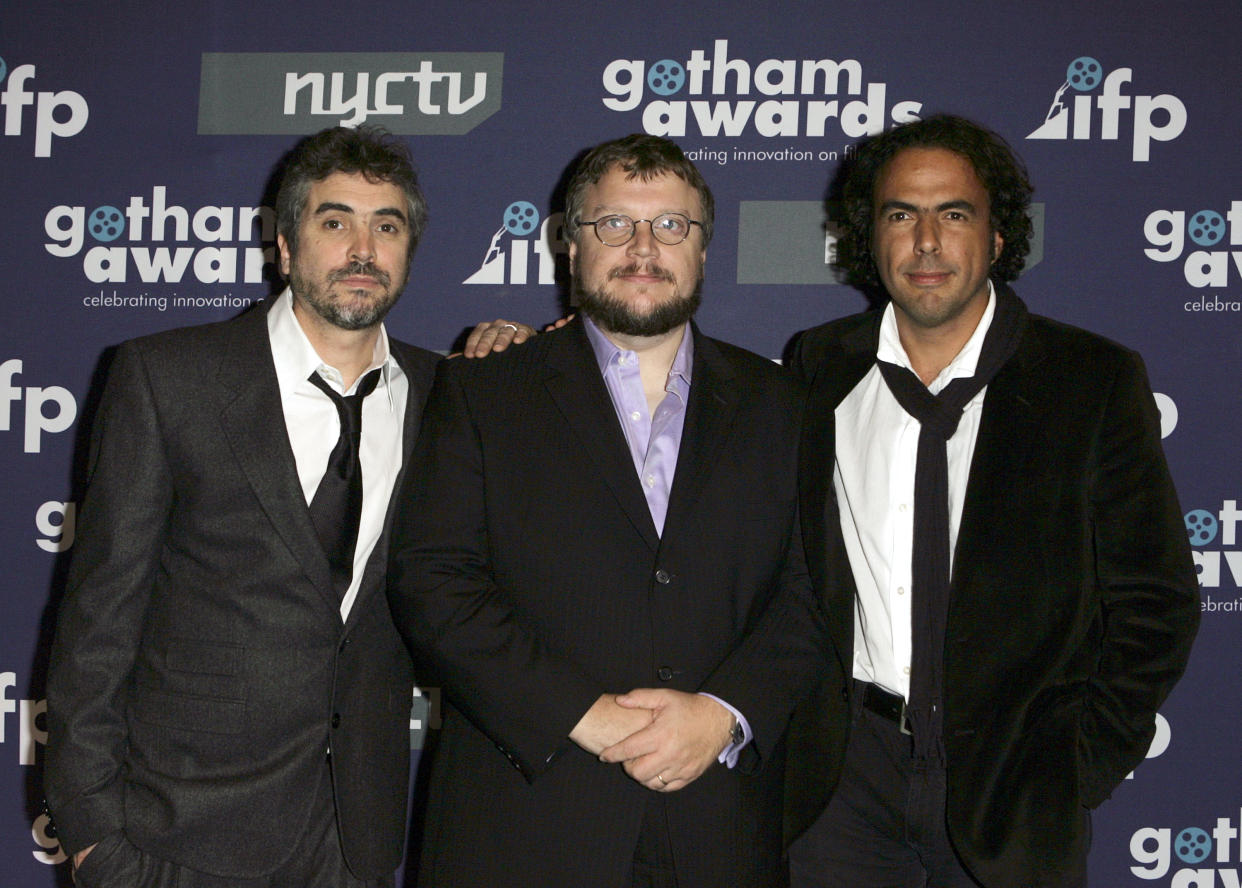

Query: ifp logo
[[600, 39, 922, 139], [1026, 56, 1186, 161], [0, 56, 89, 157], [463, 200, 565, 286], [1144, 201, 1242, 292]]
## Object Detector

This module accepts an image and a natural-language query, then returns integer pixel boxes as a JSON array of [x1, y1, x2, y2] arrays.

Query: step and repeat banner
[[3, 1, 1239, 884]]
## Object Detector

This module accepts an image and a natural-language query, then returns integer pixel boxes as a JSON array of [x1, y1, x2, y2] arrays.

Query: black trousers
[[789, 682, 1087, 888], [629, 794, 678, 888]]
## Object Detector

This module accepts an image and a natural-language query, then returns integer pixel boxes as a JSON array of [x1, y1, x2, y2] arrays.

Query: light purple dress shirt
[[582, 317, 751, 767]]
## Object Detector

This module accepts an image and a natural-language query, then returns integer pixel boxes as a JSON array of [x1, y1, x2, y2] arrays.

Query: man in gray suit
[[45, 125, 452, 887]]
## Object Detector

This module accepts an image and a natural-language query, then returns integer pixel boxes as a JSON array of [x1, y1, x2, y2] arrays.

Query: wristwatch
[[729, 717, 744, 746]]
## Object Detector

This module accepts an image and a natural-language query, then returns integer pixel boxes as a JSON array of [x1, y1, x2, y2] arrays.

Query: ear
[[991, 229, 1004, 265], [567, 239, 578, 275], [277, 233, 292, 277]]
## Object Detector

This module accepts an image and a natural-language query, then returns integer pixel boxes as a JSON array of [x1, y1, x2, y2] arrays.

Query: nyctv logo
[[1026, 56, 1186, 161], [464, 201, 565, 286], [0, 56, 89, 157], [198, 52, 503, 136]]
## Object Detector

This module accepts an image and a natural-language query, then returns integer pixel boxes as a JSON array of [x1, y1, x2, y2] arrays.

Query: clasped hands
[[569, 690, 735, 793]]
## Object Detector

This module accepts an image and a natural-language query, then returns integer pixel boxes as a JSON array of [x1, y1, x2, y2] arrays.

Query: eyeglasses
[[576, 213, 703, 247]]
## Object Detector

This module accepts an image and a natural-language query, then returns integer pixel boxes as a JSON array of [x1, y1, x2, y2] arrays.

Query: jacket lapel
[[544, 320, 661, 552], [214, 303, 337, 606], [800, 315, 879, 673], [954, 323, 1049, 571], [660, 326, 739, 540]]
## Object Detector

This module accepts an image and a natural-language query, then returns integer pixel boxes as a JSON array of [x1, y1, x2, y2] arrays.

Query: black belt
[[857, 680, 912, 735]]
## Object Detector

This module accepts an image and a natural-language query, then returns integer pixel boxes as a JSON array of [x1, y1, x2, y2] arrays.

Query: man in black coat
[[387, 134, 830, 887], [784, 115, 1200, 888]]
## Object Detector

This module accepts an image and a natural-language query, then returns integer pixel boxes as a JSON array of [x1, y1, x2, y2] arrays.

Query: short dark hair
[[563, 133, 715, 247], [275, 125, 428, 258], [835, 114, 1034, 288]]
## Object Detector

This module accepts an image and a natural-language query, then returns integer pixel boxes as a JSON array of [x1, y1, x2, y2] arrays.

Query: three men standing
[[45, 116, 1199, 888]]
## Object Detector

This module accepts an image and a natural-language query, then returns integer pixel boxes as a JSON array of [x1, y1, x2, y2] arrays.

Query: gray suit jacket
[[45, 298, 439, 879]]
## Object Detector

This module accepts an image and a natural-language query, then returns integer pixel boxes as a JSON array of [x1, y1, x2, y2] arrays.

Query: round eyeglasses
[[576, 213, 703, 247]]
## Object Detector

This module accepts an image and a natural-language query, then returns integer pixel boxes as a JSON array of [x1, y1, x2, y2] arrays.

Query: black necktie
[[875, 286, 1026, 761], [307, 367, 382, 598]]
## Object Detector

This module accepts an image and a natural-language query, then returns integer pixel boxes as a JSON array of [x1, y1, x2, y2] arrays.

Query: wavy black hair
[[835, 114, 1033, 288]]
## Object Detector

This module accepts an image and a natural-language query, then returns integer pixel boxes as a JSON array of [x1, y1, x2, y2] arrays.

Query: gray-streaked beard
[[291, 260, 403, 331], [572, 263, 702, 337]]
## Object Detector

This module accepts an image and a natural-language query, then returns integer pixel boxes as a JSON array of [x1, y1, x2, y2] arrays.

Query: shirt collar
[[876, 280, 997, 393], [582, 315, 694, 392], [267, 287, 402, 405]]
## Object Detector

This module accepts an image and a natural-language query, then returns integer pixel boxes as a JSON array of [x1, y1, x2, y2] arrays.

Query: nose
[[626, 220, 660, 258], [349, 227, 376, 263], [913, 216, 940, 255]]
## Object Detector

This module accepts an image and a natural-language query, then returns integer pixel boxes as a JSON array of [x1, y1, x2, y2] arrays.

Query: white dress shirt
[[267, 289, 408, 619], [834, 284, 997, 700]]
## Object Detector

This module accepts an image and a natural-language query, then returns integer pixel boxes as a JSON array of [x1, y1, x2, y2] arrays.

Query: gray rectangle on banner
[[737, 200, 844, 285], [198, 52, 503, 135]]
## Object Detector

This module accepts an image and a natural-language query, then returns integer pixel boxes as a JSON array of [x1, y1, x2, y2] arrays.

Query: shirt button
[[655, 569, 671, 584], [897, 586, 905, 596], [630, 411, 641, 421], [903, 666, 911, 675], [899, 503, 909, 513], [657, 667, 674, 681], [645, 474, 655, 487]]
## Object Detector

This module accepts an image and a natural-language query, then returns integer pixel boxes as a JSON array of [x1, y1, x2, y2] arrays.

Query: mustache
[[609, 262, 675, 282], [330, 261, 391, 287]]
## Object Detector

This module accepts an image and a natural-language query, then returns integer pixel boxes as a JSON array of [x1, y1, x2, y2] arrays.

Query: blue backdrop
[[3, 2, 1239, 884]]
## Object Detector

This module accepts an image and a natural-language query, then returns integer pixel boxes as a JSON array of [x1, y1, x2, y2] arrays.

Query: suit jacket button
[[657, 667, 674, 681], [331, 712, 341, 728], [338, 638, 350, 653], [655, 569, 671, 584]]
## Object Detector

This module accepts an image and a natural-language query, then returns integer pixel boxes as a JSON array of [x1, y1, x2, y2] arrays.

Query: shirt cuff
[[698, 693, 751, 769]]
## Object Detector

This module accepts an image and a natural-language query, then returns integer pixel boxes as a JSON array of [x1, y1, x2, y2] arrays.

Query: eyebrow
[[878, 198, 979, 215], [312, 202, 408, 224]]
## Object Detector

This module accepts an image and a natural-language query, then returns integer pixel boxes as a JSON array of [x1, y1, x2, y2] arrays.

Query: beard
[[290, 259, 405, 331], [572, 261, 702, 337]]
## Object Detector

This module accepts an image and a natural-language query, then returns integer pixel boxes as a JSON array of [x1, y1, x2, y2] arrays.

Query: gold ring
[[656, 774, 668, 786]]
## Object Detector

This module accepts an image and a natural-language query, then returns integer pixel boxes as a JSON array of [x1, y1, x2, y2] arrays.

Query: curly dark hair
[[563, 133, 714, 247], [835, 114, 1033, 288], [275, 125, 428, 259]]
